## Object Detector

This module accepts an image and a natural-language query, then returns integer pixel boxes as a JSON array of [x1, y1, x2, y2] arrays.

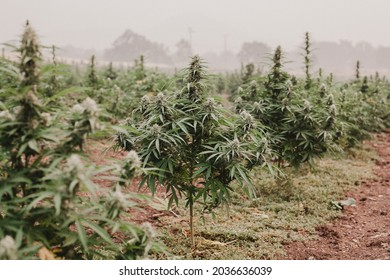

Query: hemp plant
[[41, 45, 61, 97], [115, 56, 270, 248], [134, 55, 146, 81], [105, 62, 118, 80], [0, 93, 157, 259], [237, 46, 337, 168], [317, 68, 323, 84], [87, 55, 99, 88], [355, 60, 360, 81], [303, 32, 313, 90], [0, 22, 160, 260], [360, 76, 369, 94], [19, 20, 41, 88]]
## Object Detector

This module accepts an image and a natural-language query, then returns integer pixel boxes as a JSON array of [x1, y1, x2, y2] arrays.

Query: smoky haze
[[2, 0, 390, 76]]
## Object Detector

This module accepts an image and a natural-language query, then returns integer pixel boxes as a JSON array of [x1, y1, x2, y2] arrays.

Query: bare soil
[[283, 131, 390, 260], [85, 139, 173, 224]]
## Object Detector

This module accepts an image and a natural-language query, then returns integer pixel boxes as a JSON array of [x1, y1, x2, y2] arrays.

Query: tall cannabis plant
[[115, 56, 270, 247], [355, 60, 360, 80], [303, 32, 313, 90], [87, 55, 99, 88], [19, 20, 41, 88], [134, 55, 146, 81]]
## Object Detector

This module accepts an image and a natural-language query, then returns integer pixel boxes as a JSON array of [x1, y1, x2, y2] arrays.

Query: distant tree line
[[59, 29, 390, 75]]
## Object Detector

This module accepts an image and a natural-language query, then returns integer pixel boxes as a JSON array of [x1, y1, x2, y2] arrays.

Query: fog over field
[[2, 0, 390, 75], [1, 0, 390, 265]]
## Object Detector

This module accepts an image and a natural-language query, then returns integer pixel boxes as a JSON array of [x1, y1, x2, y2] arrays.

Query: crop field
[[0, 22, 389, 260]]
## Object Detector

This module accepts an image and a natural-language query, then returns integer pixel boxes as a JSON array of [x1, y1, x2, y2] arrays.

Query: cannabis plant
[[134, 55, 146, 81], [0, 90, 159, 259], [355, 60, 360, 81], [87, 55, 99, 88], [105, 62, 118, 80], [0, 22, 159, 260], [19, 20, 41, 87], [115, 56, 270, 247], [236, 46, 337, 167], [40, 45, 70, 98], [303, 32, 313, 90], [335, 74, 390, 148]]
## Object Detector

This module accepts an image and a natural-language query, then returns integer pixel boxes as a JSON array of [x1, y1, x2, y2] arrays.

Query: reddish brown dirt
[[283, 132, 390, 260], [85, 139, 175, 225]]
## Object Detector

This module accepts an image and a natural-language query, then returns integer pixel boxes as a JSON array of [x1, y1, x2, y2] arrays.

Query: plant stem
[[189, 192, 194, 248]]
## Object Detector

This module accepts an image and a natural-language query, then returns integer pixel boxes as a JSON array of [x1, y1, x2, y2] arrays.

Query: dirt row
[[283, 131, 390, 259]]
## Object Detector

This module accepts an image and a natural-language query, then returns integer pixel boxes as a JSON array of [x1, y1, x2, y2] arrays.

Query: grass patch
[[150, 147, 376, 259]]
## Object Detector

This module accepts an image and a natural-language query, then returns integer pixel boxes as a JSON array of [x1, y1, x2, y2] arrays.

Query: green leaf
[[16, 143, 28, 157], [206, 166, 212, 180], [82, 219, 115, 246], [167, 160, 174, 174], [192, 163, 210, 178], [28, 139, 39, 153], [236, 166, 251, 185], [9, 176, 32, 184], [15, 228, 23, 248], [167, 190, 179, 208], [155, 138, 160, 153], [25, 192, 53, 212], [75, 219, 88, 253], [0, 184, 13, 198], [54, 193, 61, 216], [177, 121, 190, 136]]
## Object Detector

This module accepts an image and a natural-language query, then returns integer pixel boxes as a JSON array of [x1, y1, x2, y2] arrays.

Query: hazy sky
[[1, 0, 390, 53]]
